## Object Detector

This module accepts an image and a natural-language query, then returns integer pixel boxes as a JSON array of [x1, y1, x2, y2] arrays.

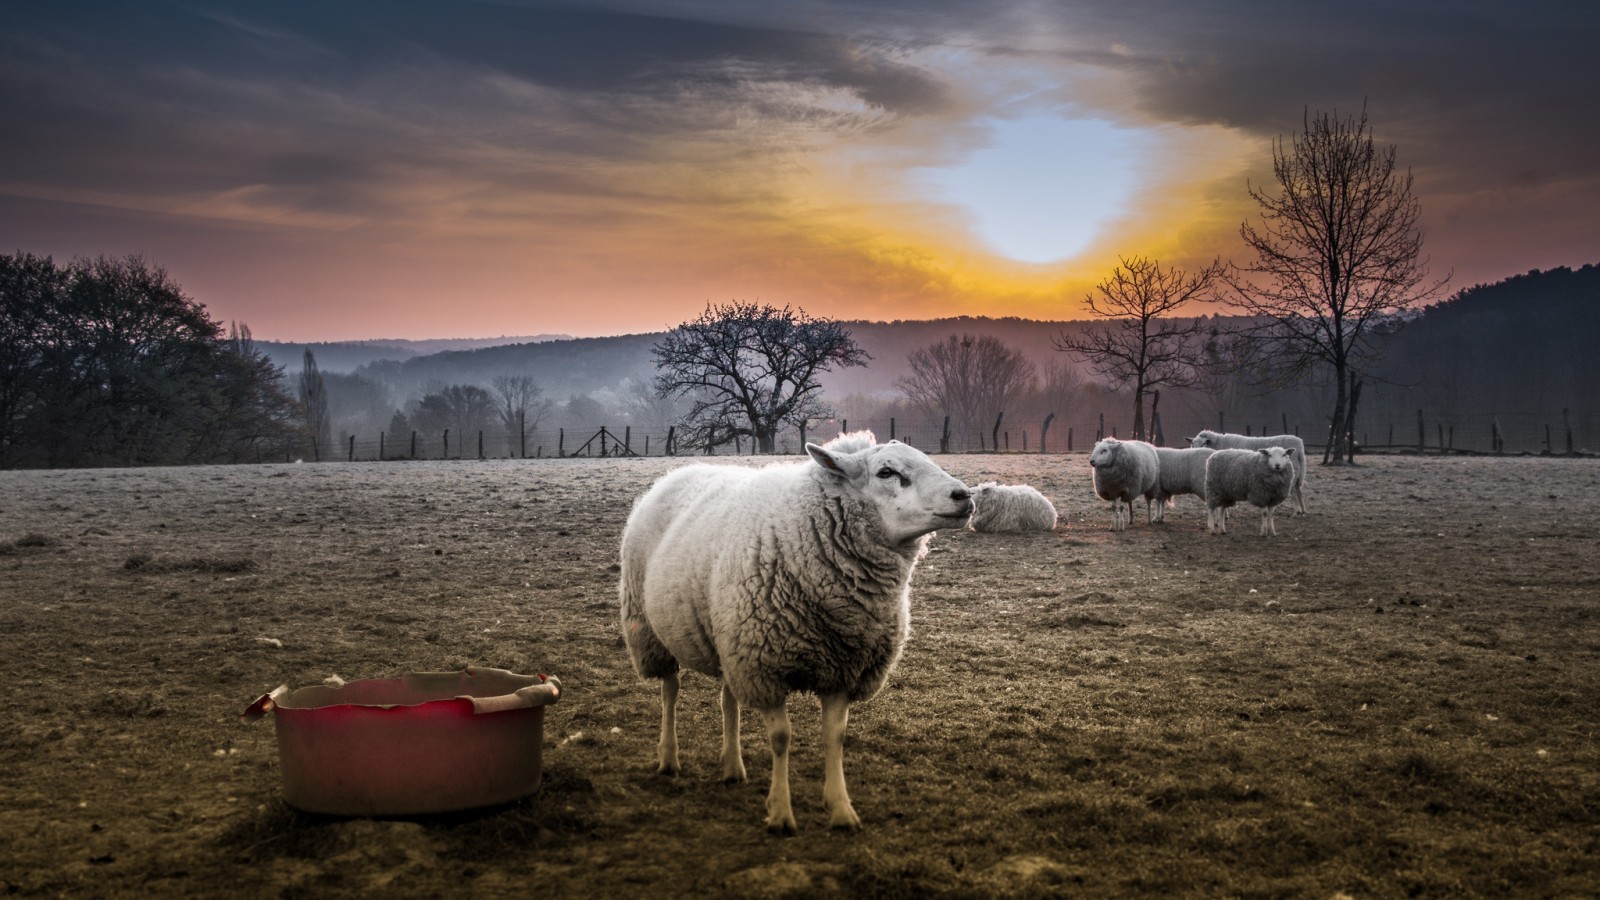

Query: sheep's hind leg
[[760, 702, 797, 835], [656, 672, 681, 776], [820, 693, 860, 830], [719, 681, 747, 783]]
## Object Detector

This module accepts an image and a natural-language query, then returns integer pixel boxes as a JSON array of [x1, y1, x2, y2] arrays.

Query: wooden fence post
[[1564, 408, 1573, 455], [890, 417, 896, 441], [625, 426, 631, 455], [1282, 412, 1289, 435], [1219, 411, 1226, 433], [940, 416, 950, 454], [443, 429, 450, 459], [519, 411, 526, 459], [1098, 413, 1105, 442], [558, 428, 565, 457], [379, 432, 385, 460], [348, 435, 354, 462], [478, 430, 484, 460], [1067, 426, 1073, 452], [992, 412, 1003, 453], [1492, 417, 1503, 453], [1437, 423, 1444, 452], [1040, 413, 1054, 454], [410, 431, 416, 459], [666, 426, 676, 456], [1416, 409, 1425, 452]]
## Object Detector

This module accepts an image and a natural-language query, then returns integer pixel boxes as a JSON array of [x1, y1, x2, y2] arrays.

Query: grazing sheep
[[1188, 430, 1308, 514], [1151, 446, 1215, 523], [1089, 438, 1160, 531], [619, 431, 973, 834], [1204, 447, 1298, 536], [967, 482, 1058, 532]]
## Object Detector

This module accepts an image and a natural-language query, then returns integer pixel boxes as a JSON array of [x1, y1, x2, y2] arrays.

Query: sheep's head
[[1189, 431, 1219, 449], [807, 439, 973, 544], [1258, 446, 1294, 474], [1089, 438, 1121, 469]]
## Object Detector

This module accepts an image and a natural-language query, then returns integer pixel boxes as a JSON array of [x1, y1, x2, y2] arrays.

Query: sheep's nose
[[950, 487, 970, 503]]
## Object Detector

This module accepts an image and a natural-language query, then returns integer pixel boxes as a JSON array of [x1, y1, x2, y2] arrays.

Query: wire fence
[[306, 408, 1598, 463]]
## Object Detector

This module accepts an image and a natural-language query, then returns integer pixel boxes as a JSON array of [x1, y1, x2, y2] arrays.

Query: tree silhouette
[[298, 350, 331, 461], [897, 334, 1035, 449], [1053, 255, 1222, 442], [1224, 104, 1447, 463], [653, 301, 867, 453], [0, 252, 296, 467]]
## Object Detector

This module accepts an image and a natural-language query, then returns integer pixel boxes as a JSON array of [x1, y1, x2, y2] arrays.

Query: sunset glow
[[0, 1, 1595, 339]]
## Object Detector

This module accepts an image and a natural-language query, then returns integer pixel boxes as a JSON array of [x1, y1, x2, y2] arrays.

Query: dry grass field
[[1, 451, 1597, 898]]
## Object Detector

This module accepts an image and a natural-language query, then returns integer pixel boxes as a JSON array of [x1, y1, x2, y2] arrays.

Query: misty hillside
[[280, 264, 1599, 453], [257, 334, 573, 373]]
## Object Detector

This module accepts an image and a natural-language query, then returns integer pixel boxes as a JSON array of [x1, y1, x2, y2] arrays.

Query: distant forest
[[258, 264, 1600, 456]]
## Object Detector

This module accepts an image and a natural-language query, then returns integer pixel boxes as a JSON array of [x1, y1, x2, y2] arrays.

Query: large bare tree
[[1225, 104, 1447, 463], [1053, 255, 1222, 442], [897, 334, 1036, 450], [653, 301, 868, 453]]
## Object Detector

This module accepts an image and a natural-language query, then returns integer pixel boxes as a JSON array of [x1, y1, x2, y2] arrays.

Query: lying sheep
[[1189, 429, 1308, 514], [1151, 446, 1215, 523], [1204, 447, 1298, 536], [619, 431, 973, 834], [1089, 438, 1160, 531], [968, 482, 1058, 532]]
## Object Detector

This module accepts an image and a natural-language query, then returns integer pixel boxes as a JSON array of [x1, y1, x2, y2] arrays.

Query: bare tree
[[412, 384, 496, 451], [489, 374, 552, 457], [653, 301, 868, 453], [1053, 255, 1222, 442], [897, 334, 1036, 450], [1224, 104, 1447, 463], [298, 349, 331, 461]]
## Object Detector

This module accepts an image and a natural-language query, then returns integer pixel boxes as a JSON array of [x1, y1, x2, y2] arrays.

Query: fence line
[[315, 409, 1596, 463]]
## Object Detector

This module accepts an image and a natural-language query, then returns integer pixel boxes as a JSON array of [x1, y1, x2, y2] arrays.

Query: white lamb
[[1204, 447, 1298, 536], [968, 482, 1058, 532], [1151, 446, 1215, 523], [1189, 429, 1308, 514], [619, 431, 973, 834], [1089, 438, 1160, 531]]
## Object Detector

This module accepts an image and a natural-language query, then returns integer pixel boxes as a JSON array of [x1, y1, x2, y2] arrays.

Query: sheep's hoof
[[828, 808, 862, 831], [720, 765, 747, 784], [655, 762, 681, 777], [766, 815, 798, 836]]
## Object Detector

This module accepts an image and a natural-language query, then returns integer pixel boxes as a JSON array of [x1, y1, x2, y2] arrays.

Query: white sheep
[[968, 482, 1058, 532], [1089, 438, 1160, 531], [1151, 446, 1215, 523], [1203, 447, 1298, 536], [1188, 430, 1308, 514], [619, 431, 973, 834]]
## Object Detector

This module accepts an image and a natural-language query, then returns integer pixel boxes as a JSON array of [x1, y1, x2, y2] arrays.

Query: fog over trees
[[5, 251, 1597, 466]]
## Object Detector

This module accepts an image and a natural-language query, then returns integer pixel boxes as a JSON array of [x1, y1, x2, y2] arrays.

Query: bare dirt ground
[[2, 451, 1597, 898]]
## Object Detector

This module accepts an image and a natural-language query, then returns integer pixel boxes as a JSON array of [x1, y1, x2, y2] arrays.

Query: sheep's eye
[[876, 467, 898, 480]]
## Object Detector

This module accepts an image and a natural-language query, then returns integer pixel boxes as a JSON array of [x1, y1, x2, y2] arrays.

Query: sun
[[916, 115, 1154, 265]]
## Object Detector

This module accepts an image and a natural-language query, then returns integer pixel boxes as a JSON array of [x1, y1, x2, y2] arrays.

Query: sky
[[1, 0, 1596, 341]]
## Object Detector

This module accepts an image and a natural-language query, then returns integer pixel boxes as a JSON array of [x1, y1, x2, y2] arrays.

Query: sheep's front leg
[[820, 693, 860, 830], [719, 682, 747, 783], [1261, 504, 1278, 537], [657, 672, 681, 776], [759, 703, 796, 835]]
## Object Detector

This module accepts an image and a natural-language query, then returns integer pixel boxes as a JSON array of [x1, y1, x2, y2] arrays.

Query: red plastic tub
[[242, 667, 561, 816]]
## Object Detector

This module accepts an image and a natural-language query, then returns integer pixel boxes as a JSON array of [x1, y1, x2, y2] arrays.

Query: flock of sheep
[[617, 428, 1309, 834]]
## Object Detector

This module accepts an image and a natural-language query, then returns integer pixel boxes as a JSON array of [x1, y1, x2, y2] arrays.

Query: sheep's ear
[[806, 443, 861, 480], [1259, 448, 1272, 459]]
